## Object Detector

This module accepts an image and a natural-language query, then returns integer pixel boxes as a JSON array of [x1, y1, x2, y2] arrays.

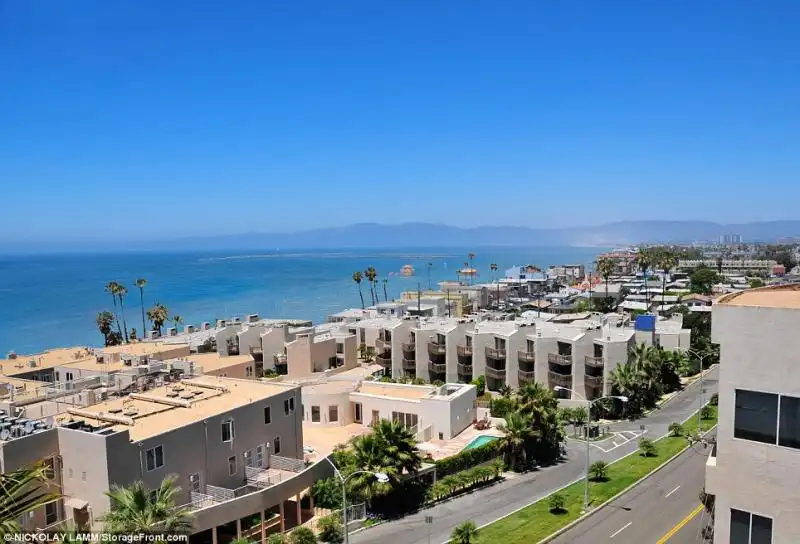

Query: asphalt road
[[350, 367, 719, 544], [550, 431, 716, 544]]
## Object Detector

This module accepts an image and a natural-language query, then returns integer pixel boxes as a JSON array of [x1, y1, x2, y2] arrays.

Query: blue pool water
[[463, 435, 499, 450]]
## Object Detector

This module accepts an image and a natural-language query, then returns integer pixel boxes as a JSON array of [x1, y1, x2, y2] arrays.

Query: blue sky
[[1, 1, 799, 243]]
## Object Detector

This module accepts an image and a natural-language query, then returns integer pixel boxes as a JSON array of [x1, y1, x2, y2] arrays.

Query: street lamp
[[554, 386, 628, 513], [686, 348, 711, 430], [322, 457, 389, 544]]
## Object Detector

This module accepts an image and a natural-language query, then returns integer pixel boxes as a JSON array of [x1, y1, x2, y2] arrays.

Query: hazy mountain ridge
[[4, 221, 800, 253]]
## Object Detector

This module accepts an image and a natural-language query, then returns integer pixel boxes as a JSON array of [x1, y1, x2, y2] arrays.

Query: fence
[[245, 466, 283, 488], [270, 455, 306, 473]]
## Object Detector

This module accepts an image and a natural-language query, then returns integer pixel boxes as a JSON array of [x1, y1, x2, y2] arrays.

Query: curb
[[537, 423, 718, 543]]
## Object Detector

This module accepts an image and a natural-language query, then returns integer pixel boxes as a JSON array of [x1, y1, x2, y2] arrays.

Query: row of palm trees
[[96, 279, 179, 345], [352, 267, 390, 308], [596, 246, 681, 312]]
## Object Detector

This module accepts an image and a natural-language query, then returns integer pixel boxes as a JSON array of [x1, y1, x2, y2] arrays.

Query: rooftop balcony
[[548, 370, 572, 388], [485, 346, 506, 360], [273, 353, 287, 365], [584, 355, 604, 368], [402, 358, 417, 371], [485, 366, 507, 380], [427, 342, 447, 357], [428, 361, 447, 374], [402, 343, 416, 360], [518, 350, 536, 364], [548, 353, 572, 366], [518, 369, 535, 384]]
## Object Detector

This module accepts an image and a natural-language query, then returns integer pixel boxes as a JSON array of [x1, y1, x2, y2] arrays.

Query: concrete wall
[[302, 389, 353, 426], [237, 324, 267, 355], [419, 385, 477, 439], [708, 303, 800, 543], [261, 326, 293, 370], [59, 427, 113, 521], [204, 360, 256, 380], [310, 337, 336, 373], [215, 325, 243, 356], [339, 335, 359, 370], [286, 334, 313, 378]]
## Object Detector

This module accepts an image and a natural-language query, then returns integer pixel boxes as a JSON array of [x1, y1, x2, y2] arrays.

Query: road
[[550, 431, 716, 544], [350, 367, 718, 544]]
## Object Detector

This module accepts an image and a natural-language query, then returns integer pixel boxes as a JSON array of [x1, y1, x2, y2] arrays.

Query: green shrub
[[289, 527, 317, 544], [639, 438, 657, 457], [267, 535, 286, 544], [472, 375, 486, 396], [589, 461, 608, 481], [669, 422, 684, 437], [317, 515, 344, 544], [709, 393, 719, 406], [548, 493, 566, 513], [489, 396, 517, 419], [700, 405, 713, 420], [311, 477, 342, 509], [434, 439, 502, 478]]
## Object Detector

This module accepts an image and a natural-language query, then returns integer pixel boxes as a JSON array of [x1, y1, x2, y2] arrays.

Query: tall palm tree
[[468, 253, 476, 285], [172, 315, 183, 334], [0, 462, 61, 536], [595, 257, 616, 302], [146, 303, 170, 335], [116, 284, 130, 343], [352, 271, 365, 309], [658, 249, 679, 314], [497, 410, 532, 470], [450, 520, 479, 544], [135, 278, 148, 335], [382, 278, 389, 302], [426, 262, 433, 290], [371, 419, 422, 475], [348, 434, 395, 502], [364, 267, 378, 305], [634, 248, 654, 308], [96, 311, 116, 346], [490, 263, 499, 307], [101, 475, 193, 533], [105, 281, 123, 338]]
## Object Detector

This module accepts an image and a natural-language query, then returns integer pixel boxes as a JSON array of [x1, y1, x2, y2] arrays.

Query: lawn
[[475, 405, 718, 544]]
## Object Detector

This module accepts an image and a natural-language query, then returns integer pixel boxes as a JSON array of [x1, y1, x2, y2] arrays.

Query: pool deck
[[417, 419, 504, 460]]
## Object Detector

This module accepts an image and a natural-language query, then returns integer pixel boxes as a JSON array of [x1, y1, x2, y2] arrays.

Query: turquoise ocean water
[[0, 247, 603, 354]]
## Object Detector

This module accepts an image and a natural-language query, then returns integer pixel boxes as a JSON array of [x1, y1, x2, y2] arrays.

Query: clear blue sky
[[2, 1, 799, 243]]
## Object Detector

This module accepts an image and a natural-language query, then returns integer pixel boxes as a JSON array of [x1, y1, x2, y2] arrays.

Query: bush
[[548, 492, 566, 513], [289, 527, 317, 544], [427, 465, 503, 502], [489, 396, 517, 419], [317, 515, 344, 544], [450, 520, 479, 544], [700, 405, 713, 420], [709, 393, 719, 406], [669, 422, 684, 437], [639, 438, 657, 457], [267, 535, 286, 544], [311, 477, 342, 509], [434, 439, 502, 478], [589, 461, 608, 481], [472, 375, 486, 396]]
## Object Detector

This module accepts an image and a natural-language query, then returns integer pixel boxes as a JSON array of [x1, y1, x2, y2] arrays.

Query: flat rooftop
[[356, 382, 433, 400], [0, 347, 93, 374], [177, 352, 255, 372], [718, 285, 800, 309], [61, 376, 295, 441]]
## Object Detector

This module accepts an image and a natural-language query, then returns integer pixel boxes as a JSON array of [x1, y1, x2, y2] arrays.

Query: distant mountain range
[[5, 220, 799, 253]]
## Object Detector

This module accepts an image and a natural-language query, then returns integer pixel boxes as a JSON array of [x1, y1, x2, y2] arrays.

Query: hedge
[[435, 439, 502, 478]]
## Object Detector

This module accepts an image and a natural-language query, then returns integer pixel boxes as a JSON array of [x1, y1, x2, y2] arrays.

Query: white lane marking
[[609, 521, 633, 538], [665, 485, 681, 498]]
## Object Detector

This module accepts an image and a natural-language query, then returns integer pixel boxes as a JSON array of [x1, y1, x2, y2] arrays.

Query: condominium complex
[[706, 285, 800, 543]]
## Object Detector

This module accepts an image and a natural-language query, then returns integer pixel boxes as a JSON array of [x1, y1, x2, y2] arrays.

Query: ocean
[[0, 247, 603, 354]]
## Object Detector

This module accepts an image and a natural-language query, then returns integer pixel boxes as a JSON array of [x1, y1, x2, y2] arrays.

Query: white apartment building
[[706, 285, 800, 543], [354, 317, 417, 379], [413, 318, 475, 383]]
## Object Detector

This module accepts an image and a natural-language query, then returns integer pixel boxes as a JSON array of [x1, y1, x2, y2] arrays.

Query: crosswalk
[[568, 429, 647, 453]]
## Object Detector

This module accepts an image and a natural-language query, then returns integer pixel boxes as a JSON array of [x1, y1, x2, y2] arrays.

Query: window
[[145, 445, 164, 471], [244, 449, 254, 468], [246, 366, 253, 377], [65, 372, 74, 381], [274, 436, 281, 455], [730, 508, 772, 544], [354, 403, 362, 423], [255, 444, 265, 467], [44, 458, 55, 480], [45, 501, 58, 525], [189, 473, 201, 493], [371, 410, 380, 425], [222, 419, 235, 442], [289, 397, 295, 412], [68, 468, 73, 479], [336, 343, 344, 354], [329, 405, 338, 423], [311, 406, 321, 423], [81, 471, 86, 481], [264, 406, 272, 424], [779, 395, 800, 449], [55, 372, 60, 381], [284, 399, 291, 415], [734, 390, 778, 444], [228, 455, 237, 476], [391, 411, 418, 429]]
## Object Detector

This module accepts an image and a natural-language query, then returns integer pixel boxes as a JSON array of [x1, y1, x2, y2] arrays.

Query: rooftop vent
[[165, 391, 179, 398], [108, 408, 123, 414]]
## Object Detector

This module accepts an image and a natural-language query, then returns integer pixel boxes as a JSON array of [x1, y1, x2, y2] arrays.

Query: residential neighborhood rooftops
[[356, 317, 409, 330], [718, 285, 800, 309], [175, 352, 256, 372]]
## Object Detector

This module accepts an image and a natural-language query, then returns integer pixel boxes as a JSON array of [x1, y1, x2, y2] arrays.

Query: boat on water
[[400, 264, 415, 276]]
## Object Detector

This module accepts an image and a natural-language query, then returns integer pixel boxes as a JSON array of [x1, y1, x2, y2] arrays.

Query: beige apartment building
[[353, 317, 417, 379], [706, 285, 800, 543], [413, 318, 475, 383]]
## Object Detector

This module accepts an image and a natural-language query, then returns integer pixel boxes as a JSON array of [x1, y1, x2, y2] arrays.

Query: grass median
[[475, 405, 718, 544]]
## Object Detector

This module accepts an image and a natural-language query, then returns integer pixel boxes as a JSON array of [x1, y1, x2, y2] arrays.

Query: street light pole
[[687, 348, 709, 430], [554, 386, 628, 513]]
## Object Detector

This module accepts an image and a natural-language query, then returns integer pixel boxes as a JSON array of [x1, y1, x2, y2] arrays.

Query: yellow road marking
[[656, 503, 705, 543]]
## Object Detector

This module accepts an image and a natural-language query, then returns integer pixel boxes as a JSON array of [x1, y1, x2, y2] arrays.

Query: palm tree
[[135, 278, 148, 335], [172, 315, 183, 334], [629, 342, 654, 373], [96, 311, 116, 346], [116, 283, 130, 343], [658, 249, 679, 314], [382, 278, 389, 302], [468, 253, 476, 285], [0, 462, 61, 536], [105, 281, 123, 338], [426, 262, 433, 290], [497, 410, 532, 470], [450, 520, 479, 544], [146, 303, 170, 335], [490, 263, 499, 307], [596, 256, 616, 303], [348, 434, 395, 501], [364, 267, 378, 305], [371, 419, 422, 475], [634, 248, 654, 307], [101, 475, 193, 533], [352, 272, 365, 309]]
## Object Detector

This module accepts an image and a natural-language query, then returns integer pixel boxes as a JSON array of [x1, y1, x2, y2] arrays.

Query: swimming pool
[[463, 435, 499, 450]]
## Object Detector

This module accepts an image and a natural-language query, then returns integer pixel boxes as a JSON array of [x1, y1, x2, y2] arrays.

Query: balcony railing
[[457, 345, 473, 357], [548, 370, 572, 387], [584, 374, 604, 388], [427, 342, 447, 356], [518, 369, 535, 383], [376, 354, 392, 368], [517, 350, 535, 364], [457, 363, 473, 376], [402, 358, 417, 371], [273, 353, 287, 365], [548, 353, 572, 366], [428, 361, 447, 374], [485, 346, 506, 360], [376, 338, 389, 351], [485, 366, 507, 380], [584, 355, 604, 368]]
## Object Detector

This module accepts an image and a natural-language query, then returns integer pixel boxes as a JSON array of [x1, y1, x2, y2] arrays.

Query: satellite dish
[[0, 430, 9, 440]]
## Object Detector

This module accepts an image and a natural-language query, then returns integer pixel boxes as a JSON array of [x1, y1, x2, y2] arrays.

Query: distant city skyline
[[2, 1, 799, 242]]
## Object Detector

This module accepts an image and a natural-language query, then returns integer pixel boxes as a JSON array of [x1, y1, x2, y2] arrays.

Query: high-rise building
[[706, 285, 800, 542]]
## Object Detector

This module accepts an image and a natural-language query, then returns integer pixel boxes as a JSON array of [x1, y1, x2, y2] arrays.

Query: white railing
[[270, 455, 306, 473], [245, 466, 283, 488]]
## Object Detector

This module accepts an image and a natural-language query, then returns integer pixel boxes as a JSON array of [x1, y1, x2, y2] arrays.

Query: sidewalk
[[349, 366, 719, 544]]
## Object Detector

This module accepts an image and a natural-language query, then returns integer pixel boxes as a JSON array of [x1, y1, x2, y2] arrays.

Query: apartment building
[[706, 285, 800, 543], [0, 375, 330, 542], [354, 317, 417, 379], [413, 318, 475, 383], [679, 259, 778, 275], [465, 321, 531, 392]]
